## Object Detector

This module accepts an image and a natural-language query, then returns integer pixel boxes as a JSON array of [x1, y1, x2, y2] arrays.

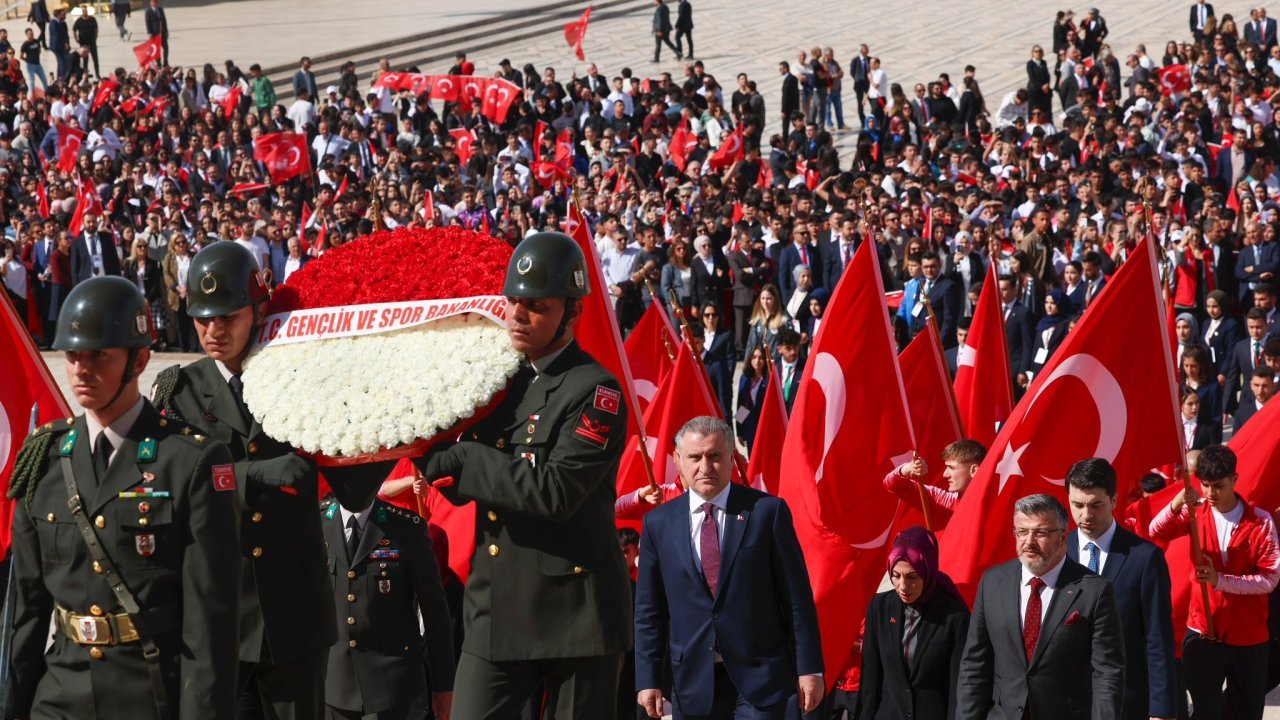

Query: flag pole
[[644, 279, 677, 363], [922, 298, 965, 434]]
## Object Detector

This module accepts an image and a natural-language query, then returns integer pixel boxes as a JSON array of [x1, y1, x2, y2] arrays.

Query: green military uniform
[[321, 497, 456, 719], [417, 231, 634, 719], [150, 241, 334, 718], [7, 407, 241, 719]]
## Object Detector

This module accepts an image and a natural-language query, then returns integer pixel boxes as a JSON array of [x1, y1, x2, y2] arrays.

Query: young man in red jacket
[[1150, 444, 1280, 720]]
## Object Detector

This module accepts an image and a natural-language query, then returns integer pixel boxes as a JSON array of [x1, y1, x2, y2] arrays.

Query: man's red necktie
[[700, 502, 720, 596], [1024, 576, 1045, 663]]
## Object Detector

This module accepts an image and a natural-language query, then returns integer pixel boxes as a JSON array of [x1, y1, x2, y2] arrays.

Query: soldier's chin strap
[[547, 297, 579, 350], [102, 347, 143, 411]]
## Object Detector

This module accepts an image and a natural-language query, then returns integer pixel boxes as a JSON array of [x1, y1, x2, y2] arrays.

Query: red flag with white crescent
[[1159, 64, 1192, 95], [707, 126, 744, 171], [897, 318, 964, 528], [0, 292, 73, 557], [745, 360, 788, 495], [777, 239, 917, 687], [253, 132, 311, 184], [450, 129, 474, 167], [939, 235, 1183, 602], [623, 300, 679, 418], [132, 35, 162, 69], [56, 123, 85, 174], [429, 75, 459, 102], [564, 6, 591, 61], [952, 270, 1012, 448]]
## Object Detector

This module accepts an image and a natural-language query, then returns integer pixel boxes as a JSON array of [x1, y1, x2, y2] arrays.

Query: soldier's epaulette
[[150, 364, 186, 423], [7, 417, 76, 503], [374, 500, 423, 525]]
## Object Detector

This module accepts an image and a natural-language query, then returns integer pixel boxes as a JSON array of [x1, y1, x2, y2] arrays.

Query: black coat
[[651, 2, 671, 33], [122, 256, 162, 303], [1004, 303, 1035, 376], [70, 231, 121, 284], [675, 0, 693, 30], [859, 589, 971, 720], [322, 499, 456, 713], [781, 74, 800, 115]]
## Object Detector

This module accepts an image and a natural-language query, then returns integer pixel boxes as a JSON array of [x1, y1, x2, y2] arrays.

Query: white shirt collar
[[1079, 519, 1117, 556], [213, 359, 235, 383], [85, 396, 146, 454], [1021, 552, 1068, 589], [688, 482, 731, 512], [339, 502, 374, 532]]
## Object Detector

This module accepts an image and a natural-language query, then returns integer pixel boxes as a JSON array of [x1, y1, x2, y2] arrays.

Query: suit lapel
[[673, 494, 707, 594], [909, 600, 941, 679], [1102, 531, 1128, 583], [323, 508, 348, 572], [714, 485, 749, 605], [1031, 562, 1084, 668], [352, 518, 385, 567], [998, 563, 1028, 666]]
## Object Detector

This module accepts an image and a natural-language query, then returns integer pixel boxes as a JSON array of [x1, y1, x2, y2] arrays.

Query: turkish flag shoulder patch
[[593, 385, 620, 414], [573, 411, 612, 449], [213, 464, 236, 492]]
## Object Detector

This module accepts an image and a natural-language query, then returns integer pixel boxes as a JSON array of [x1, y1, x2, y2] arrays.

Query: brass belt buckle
[[71, 614, 114, 645]]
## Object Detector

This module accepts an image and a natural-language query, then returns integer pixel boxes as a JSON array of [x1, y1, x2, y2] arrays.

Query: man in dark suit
[[29, 223, 55, 344], [674, 0, 693, 60], [691, 236, 731, 311], [1065, 459, 1176, 720], [1245, 7, 1279, 50], [1224, 308, 1269, 418], [70, 212, 121, 285], [143, 0, 168, 65], [1215, 128, 1253, 193], [779, 61, 800, 142], [321, 495, 456, 719], [1080, 7, 1109, 56], [1081, 251, 1109, 307], [47, 7, 69, 80], [956, 493, 1125, 720], [1234, 234, 1278, 307], [292, 56, 318, 102], [728, 227, 767, 355], [777, 226, 819, 300], [909, 252, 963, 348], [1190, 0, 1214, 40], [775, 327, 805, 414], [1234, 367, 1274, 433], [634, 415, 824, 719], [999, 275, 1034, 384], [412, 233, 633, 718], [651, 0, 680, 62], [823, 216, 858, 292], [850, 45, 872, 127]]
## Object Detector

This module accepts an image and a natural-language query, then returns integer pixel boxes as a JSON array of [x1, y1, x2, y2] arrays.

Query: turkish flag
[[554, 128, 576, 169], [91, 80, 119, 113], [939, 236, 1184, 601], [564, 6, 591, 61], [566, 202, 643, 438], [1159, 64, 1192, 95], [615, 339, 720, 503], [228, 182, 270, 196], [624, 301, 679, 417], [142, 95, 169, 118], [132, 35, 163, 68], [708, 126, 744, 171], [0, 292, 73, 558], [777, 239, 917, 687], [422, 190, 436, 222], [531, 161, 571, 189], [429, 75, 459, 102], [669, 123, 696, 172], [897, 318, 964, 529], [56, 123, 85, 174], [119, 94, 145, 115], [745, 361, 788, 495], [253, 132, 311, 184], [373, 71, 405, 90], [1232, 398, 1280, 513], [221, 84, 243, 120], [534, 120, 550, 163], [481, 79, 521, 125], [67, 180, 102, 236], [449, 129, 474, 167], [953, 270, 1013, 448], [456, 76, 487, 114], [35, 182, 49, 219]]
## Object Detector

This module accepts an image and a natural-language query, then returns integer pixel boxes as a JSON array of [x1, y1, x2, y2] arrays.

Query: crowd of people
[[2, 0, 1280, 717]]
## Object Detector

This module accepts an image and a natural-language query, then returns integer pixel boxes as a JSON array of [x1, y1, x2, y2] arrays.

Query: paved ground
[[25, 0, 1280, 711]]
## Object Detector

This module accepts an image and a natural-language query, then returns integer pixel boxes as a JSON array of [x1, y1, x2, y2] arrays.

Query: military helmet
[[502, 232, 590, 299], [52, 276, 151, 351], [186, 241, 270, 318]]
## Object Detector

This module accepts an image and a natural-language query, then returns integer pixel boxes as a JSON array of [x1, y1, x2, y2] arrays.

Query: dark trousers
[[83, 43, 99, 77], [734, 304, 752, 354], [326, 706, 412, 720], [451, 651, 623, 720], [653, 32, 679, 61], [852, 81, 869, 125], [52, 47, 69, 81], [674, 28, 693, 57], [236, 645, 328, 720], [822, 688, 857, 720], [175, 300, 196, 352], [1182, 630, 1269, 720], [6, 290, 27, 330], [673, 664, 802, 720], [34, 282, 50, 343]]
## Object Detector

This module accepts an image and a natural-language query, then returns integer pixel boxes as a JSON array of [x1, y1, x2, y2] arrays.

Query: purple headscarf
[[887, 526, 963, 606]]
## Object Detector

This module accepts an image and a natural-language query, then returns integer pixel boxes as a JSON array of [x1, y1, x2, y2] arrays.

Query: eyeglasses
[[1013, 528, 1065, 540]]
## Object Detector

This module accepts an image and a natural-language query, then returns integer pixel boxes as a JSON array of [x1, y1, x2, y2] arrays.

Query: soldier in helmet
[[6, 276, 240, 719], [148, 241, 335, 717], [412, 232, 632, 719]]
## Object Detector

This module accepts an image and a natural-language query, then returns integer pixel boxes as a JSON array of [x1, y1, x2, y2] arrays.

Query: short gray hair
[[1013, 494, 1068, 529], [674, 416, 731, 451]]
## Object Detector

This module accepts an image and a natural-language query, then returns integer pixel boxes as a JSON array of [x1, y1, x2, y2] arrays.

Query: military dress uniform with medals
[[6, 277, 241, 720], [149, 242, 335, 717], [416, 233, 633, 719], [321, 498, 456, 720]]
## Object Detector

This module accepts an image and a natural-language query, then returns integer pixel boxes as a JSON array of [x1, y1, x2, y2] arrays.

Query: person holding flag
[[883, 439, 986, 527], [411, 232, 633, 720], [1149, 444, 1280, 720]]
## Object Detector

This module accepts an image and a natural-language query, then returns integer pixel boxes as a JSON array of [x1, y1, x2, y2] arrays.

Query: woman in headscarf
[[1174, 312, 1204, 370], [803, 287, 830, 343], [1018, 288, 1072, 390], [858, 527, 970, 720], [785, 264, 813, 340]]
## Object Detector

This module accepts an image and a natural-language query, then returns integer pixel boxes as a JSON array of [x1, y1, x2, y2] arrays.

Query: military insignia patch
[[212, 464, 236, 492], [137, 437, 156, 462], [573, 413, 610, 449], [77, 617, 99, 643], [60, 430, 78, 456], [136, 533, 156, 558], [592, 385, 620, 414], [378, 579, 391, 595]]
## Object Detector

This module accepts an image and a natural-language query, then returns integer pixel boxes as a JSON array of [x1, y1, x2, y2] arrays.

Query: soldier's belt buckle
[[71, 615, 113, 645]]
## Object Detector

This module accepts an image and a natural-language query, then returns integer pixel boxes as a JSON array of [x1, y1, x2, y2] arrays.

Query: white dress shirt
[[688, 483, 730, 565], [339, 503, 374, 546], [1076, 520, 1117, 573], [1019, 554, 1068, 631]]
